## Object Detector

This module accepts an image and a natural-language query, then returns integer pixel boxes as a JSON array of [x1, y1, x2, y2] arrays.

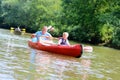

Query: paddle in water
[[83, 46, 93, 53]]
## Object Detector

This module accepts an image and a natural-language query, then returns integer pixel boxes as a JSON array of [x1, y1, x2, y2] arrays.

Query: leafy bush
[[99, 23, 114, 43], [112, 27, 120, 49]]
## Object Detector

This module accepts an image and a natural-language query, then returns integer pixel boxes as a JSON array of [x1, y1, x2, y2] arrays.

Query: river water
[[0, 29, 120, 80]]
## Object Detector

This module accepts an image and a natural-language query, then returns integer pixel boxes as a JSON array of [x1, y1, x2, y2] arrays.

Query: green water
[[0, 29, 120, 80]]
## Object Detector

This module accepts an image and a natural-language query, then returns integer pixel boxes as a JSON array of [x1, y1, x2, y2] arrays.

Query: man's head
[[42, 26, 48, 34]]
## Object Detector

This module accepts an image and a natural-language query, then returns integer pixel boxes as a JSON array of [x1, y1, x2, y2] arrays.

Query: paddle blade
[[83, 46, 93, 53]]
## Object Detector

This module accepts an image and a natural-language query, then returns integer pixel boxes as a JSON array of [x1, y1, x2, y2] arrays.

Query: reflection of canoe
[[28, 41, 83, 58], [14, 28, 22, 35]]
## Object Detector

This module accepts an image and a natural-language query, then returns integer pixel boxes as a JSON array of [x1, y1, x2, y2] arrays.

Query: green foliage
[[0, 0, 3, 23], [112, 27, 120, 49], [95, 0, 120, 46], [61, 0, 100, 43], [1, 0, 29, 26], [1, 0, 62, 31], [99, 23, 114, 43], [61, 0, 120, 45], [27, 0, 62, 31], [0, 0, 120, 48], [0, 0, 2, 14]]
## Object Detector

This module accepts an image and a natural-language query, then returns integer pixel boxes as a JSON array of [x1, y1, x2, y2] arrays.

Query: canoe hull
[[28, 41, 83, 58]]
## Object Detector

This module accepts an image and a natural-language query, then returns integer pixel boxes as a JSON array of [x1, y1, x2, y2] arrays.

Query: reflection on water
[[81, 59, 91, 80], [28, 48, 92, 80], [30, 49, 36, 64], [0, 29, 30, 80], [0, 29, 120, 80], [28, 49, 36, 80]]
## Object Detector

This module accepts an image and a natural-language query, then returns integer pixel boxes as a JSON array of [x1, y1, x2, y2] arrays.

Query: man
[[33, 26, 53, 44]]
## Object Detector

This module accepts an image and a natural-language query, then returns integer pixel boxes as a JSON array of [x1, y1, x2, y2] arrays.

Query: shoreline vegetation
[[0, 0, 120, 49], [0, 27, 119, 50]]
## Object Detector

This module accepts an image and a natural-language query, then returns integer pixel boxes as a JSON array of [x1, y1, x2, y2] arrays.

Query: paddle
[[47, 25, 54, 32], [83, 46, 93, 53], [39, 26, 58, 40], [31, 35, 58, 40], [31, 26, 93, 53]]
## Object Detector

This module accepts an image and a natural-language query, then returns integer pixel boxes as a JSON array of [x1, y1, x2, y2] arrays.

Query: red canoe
[[28, 41, 83, 58]]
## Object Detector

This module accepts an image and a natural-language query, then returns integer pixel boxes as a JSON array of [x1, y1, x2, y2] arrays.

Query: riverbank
[[0, 28, 119, 50]]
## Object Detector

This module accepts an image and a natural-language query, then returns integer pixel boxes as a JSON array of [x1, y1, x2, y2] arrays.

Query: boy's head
[[63, 32, 69, 39]]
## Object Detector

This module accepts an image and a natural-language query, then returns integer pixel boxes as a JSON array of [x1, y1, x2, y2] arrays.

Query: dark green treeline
[[0, 0, 120, 49]]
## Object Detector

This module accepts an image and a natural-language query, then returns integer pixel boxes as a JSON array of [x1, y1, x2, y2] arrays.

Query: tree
[[1, 0, 62, 32], [62, 0, 100, 43], [0, 0, 3, 24], [62, 0, 120, 46]]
